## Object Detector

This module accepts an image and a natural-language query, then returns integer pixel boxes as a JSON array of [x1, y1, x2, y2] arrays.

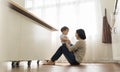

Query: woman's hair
[[61, 26, 69, 32], [76, 29, 86, 40]]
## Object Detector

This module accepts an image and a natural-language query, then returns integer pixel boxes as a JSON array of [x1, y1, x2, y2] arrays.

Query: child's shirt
[[60, 34, 68, 44]]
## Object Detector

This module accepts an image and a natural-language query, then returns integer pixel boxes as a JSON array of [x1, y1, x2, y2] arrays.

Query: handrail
[[8, 1, 57, 31]]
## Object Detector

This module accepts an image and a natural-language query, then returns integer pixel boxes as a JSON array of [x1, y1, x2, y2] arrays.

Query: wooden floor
[[2, 61, 120, 72]]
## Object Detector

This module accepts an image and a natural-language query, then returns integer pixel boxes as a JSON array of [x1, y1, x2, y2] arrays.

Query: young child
[[60, 26, 70, 45]]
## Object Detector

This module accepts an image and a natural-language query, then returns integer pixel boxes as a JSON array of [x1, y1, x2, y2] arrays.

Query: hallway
[[1, 1, 120, 72]]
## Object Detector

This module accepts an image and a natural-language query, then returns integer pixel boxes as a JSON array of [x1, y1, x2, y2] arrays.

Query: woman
[[44, 29, 86, 65]]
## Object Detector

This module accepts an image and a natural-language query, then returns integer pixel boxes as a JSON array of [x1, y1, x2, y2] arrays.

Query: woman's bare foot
[[43, 60, 55, 65]]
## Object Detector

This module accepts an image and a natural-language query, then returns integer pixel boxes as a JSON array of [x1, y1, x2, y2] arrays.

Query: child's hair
[[76, 29, 86, 40], [61, 26, 69, 32]]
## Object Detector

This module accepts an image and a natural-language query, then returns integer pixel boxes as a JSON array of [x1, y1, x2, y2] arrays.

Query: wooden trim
[[8, 1, 57, 31], [114, 0, 118, 15]]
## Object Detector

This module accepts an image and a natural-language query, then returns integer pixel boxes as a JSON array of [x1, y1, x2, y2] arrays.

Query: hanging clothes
[[102, 8, 112, 43]]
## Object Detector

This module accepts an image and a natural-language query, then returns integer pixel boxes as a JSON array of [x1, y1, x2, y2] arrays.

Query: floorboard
[[2, 62, 120, 72]]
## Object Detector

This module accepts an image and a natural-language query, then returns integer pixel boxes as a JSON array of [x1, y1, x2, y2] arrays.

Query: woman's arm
[[66, 41, 81, 52]]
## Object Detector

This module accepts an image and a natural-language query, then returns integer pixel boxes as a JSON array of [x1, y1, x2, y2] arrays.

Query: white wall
[[0, 0, 8, 62], [0, 1, 2, 61], [0, 1, 53, 61]]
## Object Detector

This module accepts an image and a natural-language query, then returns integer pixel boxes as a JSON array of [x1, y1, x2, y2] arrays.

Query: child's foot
[[43, 60, 55, 65]]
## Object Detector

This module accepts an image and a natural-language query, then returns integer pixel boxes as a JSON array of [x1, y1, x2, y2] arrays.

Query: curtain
[[25, 0, 113, 62], [102, 9, 112, 43]]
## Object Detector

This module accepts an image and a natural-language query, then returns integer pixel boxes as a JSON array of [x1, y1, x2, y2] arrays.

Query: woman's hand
[[67, 40, 71, 44], [65, 40, 71, 49]]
